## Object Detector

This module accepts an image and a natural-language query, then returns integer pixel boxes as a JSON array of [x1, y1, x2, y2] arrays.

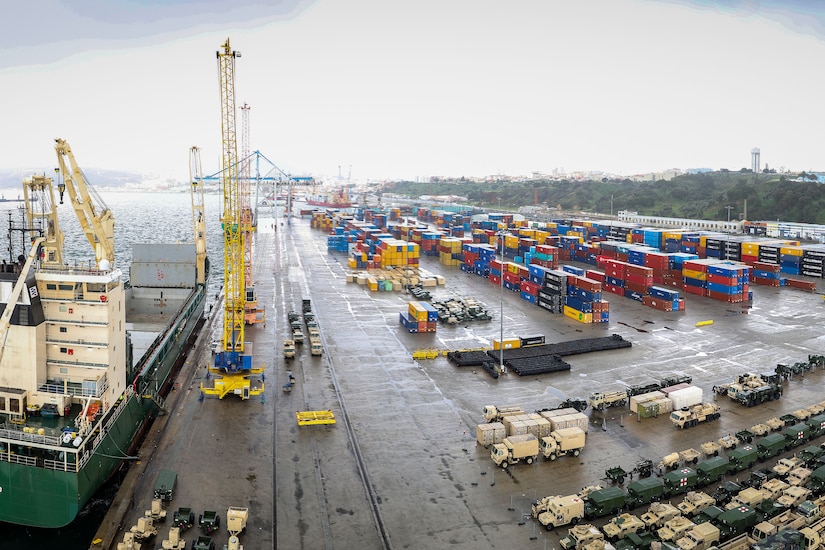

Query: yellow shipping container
[[348, 257, 357, 269], [663, 231, 682, 241], [367, 278, 378, 292], [780, 246, 803, 257], [507, 262, 520, 274], [741, 242, 760, 256], [682, 268, 707, 280], [563, 305, 592, 324], [493, 338, 521, 350], [504, 235, 519, 249]]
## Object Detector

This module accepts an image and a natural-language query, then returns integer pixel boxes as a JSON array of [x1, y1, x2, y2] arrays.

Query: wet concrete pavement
[[112, 214, 825, 550]]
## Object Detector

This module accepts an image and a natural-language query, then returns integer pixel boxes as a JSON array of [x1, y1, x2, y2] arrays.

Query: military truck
[[715, 505, 758, 541], [663, 468, 699, 498], [129, 517, 158, 543], [776, 486, 812, 508], [625, 478, 665, 509], [641, 502, 680, 529], [799, 445, 825, 468], [758, 478, 789, 500], [677, 492, 716, 518], [696, 456, 728, 485], [725, 487, 767, 510], [670, 403, 721, 429], [560, 524, 605, 549], [540, 427, 586, 460], [160, 526, 186, 550], [712, 482, 744, 507], [757, 434, 787, 461], [602, 513, 645, 542], [585, 487, 627, 519], [807, 464, 825, 494], [752, 528, 823, 550], [144, 498, 168, 523], [787, 466, 813, 487], [309, 337, 323, 356], [658, 516, 696, 543], [614, 531, 657, 550], [532, 494, 563, 518], [783, 423, 814, 450], [491, 434, 539, 468], [482, 404, 524, 423], [154, 470, 177, 502], [676, 523, 720, 550], [773, 456, 803, 478], [589, 390, 628, 411], [537, 494, 586, 530], [693, 505, 725, 526], [283, 340, 296, 359], [226, 507, 248, 536], [727, 445, 758, 473]]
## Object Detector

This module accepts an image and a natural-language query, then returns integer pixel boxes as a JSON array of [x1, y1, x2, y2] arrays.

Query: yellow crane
[[53, 138, 115, 269], [22, 174, 64, 268], [201, 38, 263, 400]]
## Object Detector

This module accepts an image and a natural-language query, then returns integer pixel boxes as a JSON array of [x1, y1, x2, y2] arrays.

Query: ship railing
[[44, 454, 81, 473], [0, 425, 63, 447], [102, 386, 134, 435], [37, 380, 108, 398], [3, 453, 37, 468]]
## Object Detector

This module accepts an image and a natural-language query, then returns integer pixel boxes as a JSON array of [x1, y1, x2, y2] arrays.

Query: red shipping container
[[752, 261, 780, 273], [585, 270, 606, 283], [683, 260, 708, 272], [707, 290, 746, 303], [786, 279, 817, 292], [751, 276, 780, 287], [707, 273, 740, 286], [624, 280, 650, 294], [604, 284, 624, 296], [626, 264, 654, 277], [489, 274, 502, 285], [569, 276, 603, 293], [490, 259, 505, 271], [503, 271, 520, 284], [740, 254, 758, 265], [682, 284, 706, 296], [642, 295, 673, 311], [520, 280, 540, 295], [625, 273, 653, 287], [593, 300, 610, 313], [644, 253, 669, 270]]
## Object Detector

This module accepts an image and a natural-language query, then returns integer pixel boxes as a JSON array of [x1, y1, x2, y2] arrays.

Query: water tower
[[751, 148, 760, 173]]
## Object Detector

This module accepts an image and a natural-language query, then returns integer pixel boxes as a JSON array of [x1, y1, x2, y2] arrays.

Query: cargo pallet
[[296, 410, 336, 426]]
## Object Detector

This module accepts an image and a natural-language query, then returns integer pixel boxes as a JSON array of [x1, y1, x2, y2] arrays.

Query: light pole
[[497, 230, 505, 374], [725, 205, 733, 222]]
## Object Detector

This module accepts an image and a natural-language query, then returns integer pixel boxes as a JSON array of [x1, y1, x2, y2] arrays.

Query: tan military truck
[[773, 456, 802, 477], [283, 339, 296, 359], [641, 502, 681, 529], [309, 336, 323, 356], [788, 466, 814, 487], [725, 487, 767, 510], [482, 404, 524, 423], [658, 515, 696, 543], [540, 427, 586, 461], [758, 478, 790, 500], [677, 491, 716, 517], [537, 494, 585, 531], [602, 513, 645, 542], [776, 486, 812, 508], [560, 524, 604, 549], [491, 434, 539, 468], [676, 522, 720, 550]]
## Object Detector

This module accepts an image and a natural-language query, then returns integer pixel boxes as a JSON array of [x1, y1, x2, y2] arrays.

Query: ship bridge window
[[9, 399, 19, 413], [58, 284, 73, 291], [87, 283, 106, 293], [47, 284, 57, 290], [0, 397, 4, 411]]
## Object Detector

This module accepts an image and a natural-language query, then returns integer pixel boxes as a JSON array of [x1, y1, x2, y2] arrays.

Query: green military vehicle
[[663, 467, 699, 498], [715, 505, 757, 541], [584, 486, 626, 519], [727, 444, 758, 473], [757, 433, 787, 461], [154, 470, 177, 502], [782, 422, 813, 450], [625, 477, 664, 509], [696, 456, 729, 485]]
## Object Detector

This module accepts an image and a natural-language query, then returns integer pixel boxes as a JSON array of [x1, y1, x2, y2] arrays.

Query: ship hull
[[0, 284, 206, 528]]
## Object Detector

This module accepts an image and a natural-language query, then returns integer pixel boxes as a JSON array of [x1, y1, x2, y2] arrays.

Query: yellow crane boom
[[53, 138, 115, 269]]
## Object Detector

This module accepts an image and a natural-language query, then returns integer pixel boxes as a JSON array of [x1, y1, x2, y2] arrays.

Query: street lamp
[[496, 230, 505, 374]]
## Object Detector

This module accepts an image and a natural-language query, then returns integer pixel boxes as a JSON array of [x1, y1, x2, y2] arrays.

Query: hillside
[[380, 171, 825, 225]]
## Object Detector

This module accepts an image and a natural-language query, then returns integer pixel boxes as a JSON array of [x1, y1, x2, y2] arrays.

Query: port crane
[[53, 138, 115, 269], [201, 38, 264, 400]]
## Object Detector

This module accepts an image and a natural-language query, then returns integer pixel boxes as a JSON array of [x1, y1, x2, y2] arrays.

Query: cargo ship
[[0, 225, 207, 527], [305, 188, 352, 209]]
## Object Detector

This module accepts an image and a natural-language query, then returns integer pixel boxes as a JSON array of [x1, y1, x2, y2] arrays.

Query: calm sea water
[[0, 190, 242, 549]]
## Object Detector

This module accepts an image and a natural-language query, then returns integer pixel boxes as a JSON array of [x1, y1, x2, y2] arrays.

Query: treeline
[[379, 172, 825, 225]]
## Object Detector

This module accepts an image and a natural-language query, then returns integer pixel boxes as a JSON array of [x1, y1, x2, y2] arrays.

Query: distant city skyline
[[1, 1, 824, 182]]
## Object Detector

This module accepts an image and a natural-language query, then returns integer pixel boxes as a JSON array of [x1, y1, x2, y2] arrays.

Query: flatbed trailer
[[296, 410, 336, 426]]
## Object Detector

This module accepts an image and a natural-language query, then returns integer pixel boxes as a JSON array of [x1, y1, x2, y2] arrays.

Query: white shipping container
[[630, 391, 666, 413], [476, 422, 506, 446], [659, 383, 690, 396], [669, 386, 703, 410]]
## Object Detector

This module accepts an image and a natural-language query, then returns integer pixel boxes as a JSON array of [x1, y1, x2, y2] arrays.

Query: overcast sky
[[1, 0, 823, 183]]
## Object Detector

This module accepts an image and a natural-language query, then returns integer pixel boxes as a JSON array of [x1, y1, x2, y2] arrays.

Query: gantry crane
[[53, 138, 116, 269], [201, 38, 264, 400]]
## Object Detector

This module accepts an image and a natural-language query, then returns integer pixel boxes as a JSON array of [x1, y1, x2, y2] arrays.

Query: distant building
[[751, 148, 761, 173]]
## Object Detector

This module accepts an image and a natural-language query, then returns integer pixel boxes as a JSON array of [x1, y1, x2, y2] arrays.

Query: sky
[[1, 0, 824, 183]]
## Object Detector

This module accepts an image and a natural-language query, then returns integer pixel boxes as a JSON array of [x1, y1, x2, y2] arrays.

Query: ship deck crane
[[0, 237, 45, 371], [201, 38, 264, 400], [22, 174, 64, 268], [189, 147, 208, 286], [53, 138, 115, 269]]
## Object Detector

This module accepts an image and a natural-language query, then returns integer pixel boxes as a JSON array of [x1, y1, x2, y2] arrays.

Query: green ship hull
[[0, 283, 205, 528]]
